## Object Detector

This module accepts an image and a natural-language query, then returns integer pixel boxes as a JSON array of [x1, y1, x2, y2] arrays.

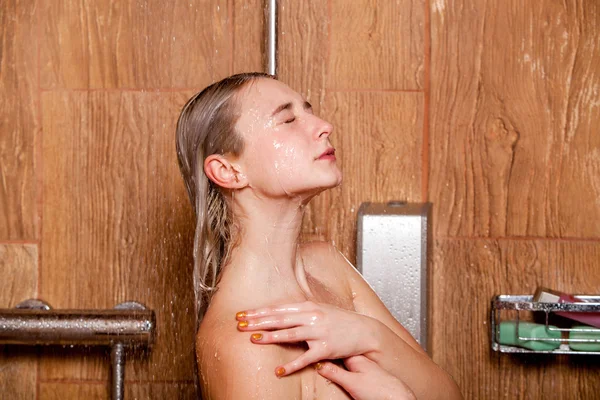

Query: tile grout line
[[423, 0, 433, 361], [37, 88, 427, 94], [39, 379, 196, 384], [39, 88, 198, 93], [423, 0, 431, 203], [229, 0, 234, 75], [35, 2, 42, 399], [436, 236, 600, 243], [327, 88, 424, 93], [328, 0, 332, 89], [0, 240, 40, 245]]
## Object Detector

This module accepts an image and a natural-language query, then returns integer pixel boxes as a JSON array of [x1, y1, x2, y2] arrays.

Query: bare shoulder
[[299, 241, 358, 290], [300, 241, 424, 353], [300, 241, 375, 302], [298, 241, 355, 301], [298, 241, 350, 277], [196, 306, 302, 400]]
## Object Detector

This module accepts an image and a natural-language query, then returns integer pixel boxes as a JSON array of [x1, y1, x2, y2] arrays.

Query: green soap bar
[[569, 326, 600, 351], [498, 321, 561, 351]]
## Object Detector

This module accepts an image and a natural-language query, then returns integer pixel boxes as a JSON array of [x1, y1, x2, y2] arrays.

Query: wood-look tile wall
[[0, 0, 262, 398], [427, 1, 600, 397], [284, 0, 600, 399], [1, 1, 599, 399]]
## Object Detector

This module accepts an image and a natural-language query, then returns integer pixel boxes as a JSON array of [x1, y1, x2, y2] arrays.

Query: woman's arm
[[237, 299, 460, 399], [316, 355, 416, 400], [358, 315, 462, 399], [236, 243, 462, 399], [197, 325, 301, 399], [335, 245, 463, 399]]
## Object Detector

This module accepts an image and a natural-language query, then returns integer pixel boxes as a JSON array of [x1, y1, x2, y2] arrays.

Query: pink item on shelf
[[534, 287, 600, 328]]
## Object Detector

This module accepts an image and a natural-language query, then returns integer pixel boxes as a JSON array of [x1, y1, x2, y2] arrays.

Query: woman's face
[[234, 78, 342, 199]]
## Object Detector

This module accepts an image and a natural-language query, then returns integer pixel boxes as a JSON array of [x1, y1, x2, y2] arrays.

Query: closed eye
[[285, 117, 296, 124]]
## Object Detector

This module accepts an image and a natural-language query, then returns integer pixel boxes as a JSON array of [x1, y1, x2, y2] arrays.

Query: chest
[[303, 272, 356, 312]]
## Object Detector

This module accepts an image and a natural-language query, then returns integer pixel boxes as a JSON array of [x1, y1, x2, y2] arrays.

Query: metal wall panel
[[357, 202, 430, 352]]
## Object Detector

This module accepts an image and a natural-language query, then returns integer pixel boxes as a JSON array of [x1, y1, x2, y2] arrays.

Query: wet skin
[[198, 243, 358, 399], [197, 78, 462, 399], [197, 242, 429, 399]]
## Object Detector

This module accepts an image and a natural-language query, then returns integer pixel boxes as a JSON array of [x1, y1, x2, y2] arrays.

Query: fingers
[[249, 327, 316, 344], [343, 355, 372, 372], [274, 349, 321, 377], [236, 301, 317, 320], [237, 312, 322, 332], [319, 358, 418, 400], [315, 361, 354, 388]]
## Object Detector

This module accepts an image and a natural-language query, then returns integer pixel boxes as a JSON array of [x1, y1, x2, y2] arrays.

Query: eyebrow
[[270, 101, 313, 117]]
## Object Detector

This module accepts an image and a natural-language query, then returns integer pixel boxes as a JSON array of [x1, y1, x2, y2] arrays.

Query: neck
[[223, 192, 307, 284]]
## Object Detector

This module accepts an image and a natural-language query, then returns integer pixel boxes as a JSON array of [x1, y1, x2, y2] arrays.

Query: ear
[[204, 155, 248, 190]]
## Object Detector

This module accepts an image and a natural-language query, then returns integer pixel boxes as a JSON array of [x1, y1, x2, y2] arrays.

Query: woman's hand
[[316, 355, 416, 400], [235, 300, 378, 377]]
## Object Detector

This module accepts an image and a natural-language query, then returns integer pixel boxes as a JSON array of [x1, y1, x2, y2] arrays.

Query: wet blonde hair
[[176, 72, 274, 323]]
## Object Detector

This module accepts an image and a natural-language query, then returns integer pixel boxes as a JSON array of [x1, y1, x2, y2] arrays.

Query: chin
[[328, 170, 343, 188], [304, 174, 343, 199], [282, 170, 342, 200], [314, 171, 342, 190]]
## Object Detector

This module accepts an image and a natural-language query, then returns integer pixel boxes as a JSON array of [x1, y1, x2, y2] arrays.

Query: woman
[[176, 72, 462, 399]]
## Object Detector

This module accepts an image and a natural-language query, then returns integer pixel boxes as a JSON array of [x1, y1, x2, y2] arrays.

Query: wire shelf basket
[[491, 295, 600, 355]]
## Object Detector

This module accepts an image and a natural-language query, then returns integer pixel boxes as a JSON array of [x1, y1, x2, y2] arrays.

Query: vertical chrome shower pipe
[[267, 0, 277, 75], [111, 343, 125, 400]]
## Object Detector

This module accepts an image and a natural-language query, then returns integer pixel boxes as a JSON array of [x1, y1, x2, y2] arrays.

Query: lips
[[317, 148, 336, 159]]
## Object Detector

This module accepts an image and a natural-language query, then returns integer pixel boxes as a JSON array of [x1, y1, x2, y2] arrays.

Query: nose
[[314, 117, 333, 140]]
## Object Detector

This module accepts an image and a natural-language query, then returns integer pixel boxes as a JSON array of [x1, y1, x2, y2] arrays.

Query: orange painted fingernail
[[236, 311, 246, 319], [315, 362, 323, 370], [238, 321, 248, 328], [275, 367, 286, 377], [251, 333, 263, 341]]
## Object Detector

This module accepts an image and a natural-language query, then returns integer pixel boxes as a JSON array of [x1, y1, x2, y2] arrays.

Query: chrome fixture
[[491, 294, 600, 355], [357, 202, 430, 353], [0, 299, 156, 400], [266, 0, 277, 75]]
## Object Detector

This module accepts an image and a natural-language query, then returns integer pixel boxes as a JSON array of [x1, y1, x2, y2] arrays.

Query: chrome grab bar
[[0, 299, 156, 400]]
